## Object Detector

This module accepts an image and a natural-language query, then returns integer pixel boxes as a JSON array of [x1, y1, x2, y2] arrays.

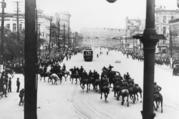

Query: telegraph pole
[[68, 26, 70, 49], [15, 0, 20, 41], [57, 19, 60, 49], [48, 17, 52, 56], [0, 0, 5, 66], [63, 24, 66, 53], [24, 0, 37, 119]]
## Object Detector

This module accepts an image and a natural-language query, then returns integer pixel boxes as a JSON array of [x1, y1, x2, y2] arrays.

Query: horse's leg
[[140, 91, 142, 98], [114, 90, 116, 97], [55, 79, 57, 85], [60, 78, 62, 84], [100, 92, 102, 99], [133, 94, 136, 103], [65, 75, 67, 81], [117, 91, 120, 100], [156, 101, 159, 109], [75, 78, 77, 84], [52, 79, 54, 85], [127, 95, 129, 107], [136, 93, 139, 101], [87, 84, 89, 92], [161, 98, 163, 113], [121, 96, 124, 105], [105, 92, 108, 102], [154, 101, 157, 111]]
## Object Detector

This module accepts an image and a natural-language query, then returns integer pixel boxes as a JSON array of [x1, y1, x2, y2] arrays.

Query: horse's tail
[[161, 95, 163, 113]]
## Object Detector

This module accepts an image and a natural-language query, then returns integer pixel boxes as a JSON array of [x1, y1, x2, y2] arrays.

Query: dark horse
[[100, 85, 110, 102], [80, 78, 90, 92], [153, 93, 163, 113], [128, 84, 142, 103], [120, 89, 129, 107]]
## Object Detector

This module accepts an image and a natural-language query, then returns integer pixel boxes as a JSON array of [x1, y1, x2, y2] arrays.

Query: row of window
[[162, 15, 174, 24], [6, 23, 23, 32]]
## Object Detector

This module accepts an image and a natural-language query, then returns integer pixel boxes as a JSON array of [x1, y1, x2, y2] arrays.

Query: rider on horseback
[[101, 75, 109, 87], [154, 82, 162, 95]]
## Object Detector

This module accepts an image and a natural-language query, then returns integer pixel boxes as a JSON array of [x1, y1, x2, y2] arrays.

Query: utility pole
[[24, 0, 37, 119], [57, 19, 60, 49], [48, 17, 52, 56], [139, 0, 163, 119], [0, 0, 6, 66], [15, 0, 20, 41], [63, 24, 66, 53], [68, 26, 70, 49]]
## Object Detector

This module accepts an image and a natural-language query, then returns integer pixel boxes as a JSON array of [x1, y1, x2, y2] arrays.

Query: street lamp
[[106, 0, 117, 3], [106, 0, 160, 119]]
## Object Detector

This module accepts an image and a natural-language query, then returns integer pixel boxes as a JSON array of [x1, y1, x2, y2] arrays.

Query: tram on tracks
[[83, 48, 93, 62]]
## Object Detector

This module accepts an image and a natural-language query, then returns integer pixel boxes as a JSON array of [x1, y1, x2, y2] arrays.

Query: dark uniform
[[16, 78, 20, 92], [19, 89, 25, 105]]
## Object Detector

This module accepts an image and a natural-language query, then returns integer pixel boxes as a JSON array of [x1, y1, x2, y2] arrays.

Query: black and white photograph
[[0, 0, 179, 119]]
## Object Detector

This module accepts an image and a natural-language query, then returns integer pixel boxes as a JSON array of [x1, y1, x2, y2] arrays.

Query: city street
[[0, 48, 179, 119]]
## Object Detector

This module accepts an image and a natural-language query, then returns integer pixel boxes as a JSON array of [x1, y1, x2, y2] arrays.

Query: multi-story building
[[0, 12, 50, 41], [125, 17, 145, 51], [0, 13, 24, 32], [51, 12, 71, 49], [169, 19, 179, 59], [155, 7, 179, 53], [125, 8, 179, 54], [0, 12, 51, 51]]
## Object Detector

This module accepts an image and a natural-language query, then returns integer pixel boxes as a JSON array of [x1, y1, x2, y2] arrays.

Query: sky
[[3, 0, 179, 31]]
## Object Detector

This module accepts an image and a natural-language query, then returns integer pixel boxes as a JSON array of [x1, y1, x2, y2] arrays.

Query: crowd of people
[[121, 49, 170, 66], [0, 70, 23, 105]]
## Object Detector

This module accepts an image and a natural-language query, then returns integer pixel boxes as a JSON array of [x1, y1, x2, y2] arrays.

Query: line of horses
[[38, 62, 163, 113]]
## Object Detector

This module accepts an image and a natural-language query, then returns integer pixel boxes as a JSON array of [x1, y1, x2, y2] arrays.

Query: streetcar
[[83, 48, 93, 61]]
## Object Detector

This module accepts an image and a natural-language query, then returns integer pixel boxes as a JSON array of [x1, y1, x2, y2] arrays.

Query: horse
[[49, 73, 59, 85], [80, 77, 90, 92], [70, 68, 79, 84], [128, 86, 137, 103], [120, 89, 129, 107], [100, 85, 110, 102], [108, 71, 116, 87], [92, 78, 101, 92], [62, 70, 70, 81], [153, 93, 163, 113], [134, 84, 142, 101], [113, 84, 121, 100]]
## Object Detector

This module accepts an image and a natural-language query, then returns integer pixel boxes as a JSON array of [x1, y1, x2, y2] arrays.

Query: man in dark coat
[[19, 88, 25, 106], [16, 78, 20, 92], [8, 78, 12, 92]]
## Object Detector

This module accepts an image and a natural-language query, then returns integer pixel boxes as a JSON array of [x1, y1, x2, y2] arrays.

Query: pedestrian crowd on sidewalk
[[0, 70, 21, 97]]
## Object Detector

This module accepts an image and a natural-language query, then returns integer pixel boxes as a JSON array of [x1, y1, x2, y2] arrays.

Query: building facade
[[125, 8, 179, 54], [0, 13, 24, 32], [155, 8, 179, 53], [125, 17, 145, 51], [169, 19, 179, 59]]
